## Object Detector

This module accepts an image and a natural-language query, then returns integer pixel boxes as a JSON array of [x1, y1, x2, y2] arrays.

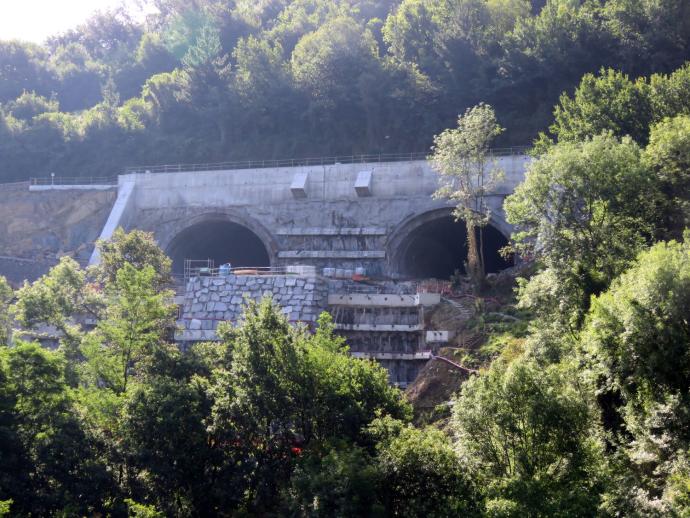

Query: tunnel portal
[[397, 216, 511, 280], [167, 220, 270, 275]]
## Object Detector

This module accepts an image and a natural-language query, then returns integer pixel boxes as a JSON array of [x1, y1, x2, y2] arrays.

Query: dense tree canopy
[[1, 0, 689, 181]]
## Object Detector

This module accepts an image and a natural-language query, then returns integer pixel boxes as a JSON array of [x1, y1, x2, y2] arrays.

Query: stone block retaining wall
[[176, 274, 329, 341]]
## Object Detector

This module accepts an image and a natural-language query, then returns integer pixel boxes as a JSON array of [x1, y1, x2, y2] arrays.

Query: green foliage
[[371, 416, 480, 516], [119, 375, 216, 515], [583, 238, 690, 403], [453, 355, 606, 516], [0, 343, 111, 515], [505, 133, 660, 322], [5, 91, 59, 121], [94, 227, 173, 288], [550, 68, 652, 144], [582, 237, 690, 514], [82, 264, 175, 393], [644, 114, 690, 238], [1, 1, 689, 181], [125, 499, 165, 518], [286, 442, 384, 516], [548, 63, 690, 146], [209, 299, 409, 510]]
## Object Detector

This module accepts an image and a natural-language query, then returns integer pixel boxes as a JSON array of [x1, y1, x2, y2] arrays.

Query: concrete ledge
[[426, 330, 450, 342], [350, 352, 432, 360], [276, 227, 386, 236], [174, 329, 219, 342], [278, 250, 386, 259], [328, 293, 441, 307], [335, 324, 423, 332], [30, 185, 115, 191]]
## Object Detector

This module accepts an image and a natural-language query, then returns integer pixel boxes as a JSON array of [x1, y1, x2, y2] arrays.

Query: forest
[[2, 0, 690, 516], [0, 0, 690, 180]]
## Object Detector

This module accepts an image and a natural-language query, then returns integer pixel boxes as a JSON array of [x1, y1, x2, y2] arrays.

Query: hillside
[[1, 0, 690, 181]]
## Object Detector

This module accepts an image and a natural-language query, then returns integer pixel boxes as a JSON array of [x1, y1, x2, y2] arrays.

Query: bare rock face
[[0, 186, 116, 283]]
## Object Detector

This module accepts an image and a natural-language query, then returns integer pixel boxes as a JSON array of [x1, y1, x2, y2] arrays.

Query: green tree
[[583, 237, 690, 408], [119, 375, 219, 515], [429, 103, 504, 288], [582, 237, 690, 515], [452, 356, 606, 516], [94, 227, 173, 288], [644, 114, 690, 239], [12, 257, 102, 383], [0, 343, 112, 515], [370, 416, 480, 516], [505, 133, 660, 323], [548, 68, 652, 145], [0, 41, 55, 103], [209, 300, 409, 510], [5, 91, 59, 121], [286, 442, 384, 517], [81, 264, 175, 393]]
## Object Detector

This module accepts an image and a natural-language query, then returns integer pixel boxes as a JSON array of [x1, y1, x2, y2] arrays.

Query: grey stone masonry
[[175, 273, 329, 342]]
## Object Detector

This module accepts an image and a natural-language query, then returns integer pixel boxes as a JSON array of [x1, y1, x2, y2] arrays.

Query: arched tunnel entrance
[[395, 215, 512, 280], [167, 220, 271, 275]]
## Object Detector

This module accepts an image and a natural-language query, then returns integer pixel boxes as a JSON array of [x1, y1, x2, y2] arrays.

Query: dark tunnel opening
[[398, 216, 512, 280], [167, 220, 270, 275]]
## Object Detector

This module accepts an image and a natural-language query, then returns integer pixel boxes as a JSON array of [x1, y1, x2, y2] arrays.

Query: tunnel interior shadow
[[167, 220, 270, 274], [398, 216, 512, 280]]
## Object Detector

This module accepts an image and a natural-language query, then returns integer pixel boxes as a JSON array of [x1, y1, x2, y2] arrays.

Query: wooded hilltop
[[1, 0, 689, 180]]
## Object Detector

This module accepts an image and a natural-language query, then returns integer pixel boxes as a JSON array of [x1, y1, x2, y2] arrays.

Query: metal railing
[[12, 146, 530, 187], [0, 180, 31, 191], [124, 147, 529, 175], [29, 176, 117, 186], [183, 262, 317, 284]]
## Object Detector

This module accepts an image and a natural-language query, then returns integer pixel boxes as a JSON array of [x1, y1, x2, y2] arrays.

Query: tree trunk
[[478, 225, 485, 279], [466, 220, 481, 291]]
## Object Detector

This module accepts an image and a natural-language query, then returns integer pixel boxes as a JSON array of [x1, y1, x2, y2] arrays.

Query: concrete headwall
[[123, 156, 530, 277], [0, 155, 530, 284]]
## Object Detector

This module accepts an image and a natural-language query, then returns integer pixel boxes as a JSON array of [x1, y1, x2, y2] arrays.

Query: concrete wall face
[[124, 156, 529, 277]]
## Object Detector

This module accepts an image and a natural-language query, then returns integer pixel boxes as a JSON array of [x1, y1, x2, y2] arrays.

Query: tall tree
[[429, 103, 504, 288]]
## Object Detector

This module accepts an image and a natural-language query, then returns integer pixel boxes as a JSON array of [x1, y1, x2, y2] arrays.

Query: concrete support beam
[[335, 324, 423, 332], [174, 329, 218, 342], [278, 250, 386, 259], [29, 184, 115, 191], [426, 330, 450, 343], [328, 293, 441, 307], [354, 170, 372, 196], [276, 227, 386, 236], [88, 176, 136, 265]]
